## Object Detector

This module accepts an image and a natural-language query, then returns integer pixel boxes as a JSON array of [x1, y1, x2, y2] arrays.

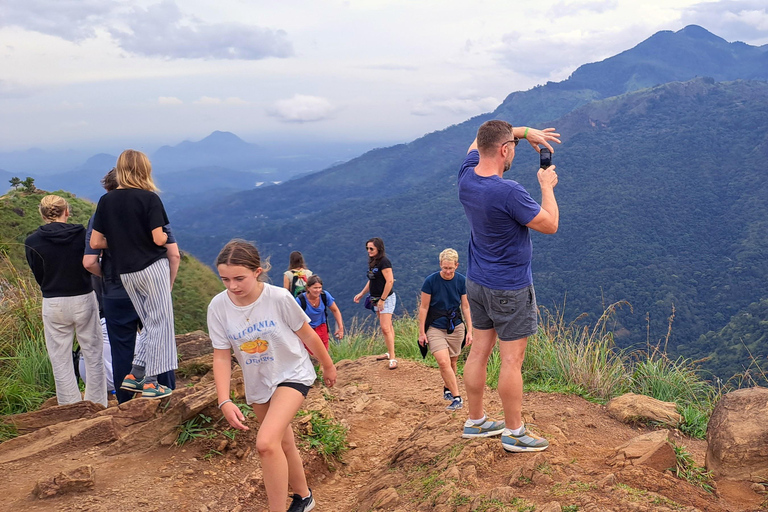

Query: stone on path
[[706, 386, 768, 482], [609, 429, 677, 473], [33, 465, 96, 498], [606, 393, 681, 425]]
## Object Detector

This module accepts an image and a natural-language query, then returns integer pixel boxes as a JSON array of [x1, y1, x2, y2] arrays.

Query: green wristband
[[523, 127, 529, 139]]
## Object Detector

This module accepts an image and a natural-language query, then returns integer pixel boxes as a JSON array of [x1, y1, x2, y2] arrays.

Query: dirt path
[[0, 356, 764, 512]]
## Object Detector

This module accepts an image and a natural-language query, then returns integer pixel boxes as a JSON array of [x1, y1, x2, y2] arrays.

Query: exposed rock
[[750, 482, 766, 493], [33, 465, 96, 498], [508, 452, 547, 486], [105, 384, 217, 455], [176, 330, 213, 360], [706, 386, 768, 482], [1, 400, 105, 434], [0, 416, 118, 464], [95, 398, 159, 427], [442, 465, 460, 481], [489, 486, 516, 502], [538, 502, 562, 512], [610, 429, 676, 472], [596, 472, 617, 488], [606, 393, 681, 425], [179, 353, 214, 376], [369, 487, 399, 510]]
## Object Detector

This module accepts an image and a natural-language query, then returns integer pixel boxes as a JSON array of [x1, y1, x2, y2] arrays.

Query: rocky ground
[[0, 332, 765, 512]]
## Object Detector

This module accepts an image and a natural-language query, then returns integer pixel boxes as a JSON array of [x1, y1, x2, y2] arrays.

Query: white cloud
[[0, 0, 294, 61], [548, 0, 620, 16], [492, 25, 654, 79], [0, 0, 116, 42], [192, 96, 248, 105], [267, 95, 336, 123], [109, 1, 294, 60], [411, 96, 500, 116], [681, 1, 768, 44], [158, 96, 183, 105], [194, 96, 222, 105]]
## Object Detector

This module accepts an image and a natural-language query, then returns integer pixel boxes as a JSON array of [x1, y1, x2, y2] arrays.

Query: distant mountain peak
[[678, 24, 726, 43], [200, 131, 247, 145]]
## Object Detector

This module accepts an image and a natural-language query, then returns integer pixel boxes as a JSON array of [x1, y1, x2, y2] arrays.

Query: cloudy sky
[[0, 0, 766, 152]]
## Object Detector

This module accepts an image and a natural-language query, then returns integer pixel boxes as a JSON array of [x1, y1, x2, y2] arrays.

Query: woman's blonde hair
[[39, 195, 69, 223], [116, 150, 159, 192], [439, 248, 459, 264]]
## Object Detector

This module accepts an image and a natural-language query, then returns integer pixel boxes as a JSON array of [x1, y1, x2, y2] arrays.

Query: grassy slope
[[0, 189, 222, 333]]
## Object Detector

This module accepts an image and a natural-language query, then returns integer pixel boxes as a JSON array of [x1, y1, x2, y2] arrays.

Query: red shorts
[[305, 323, 329, 355]]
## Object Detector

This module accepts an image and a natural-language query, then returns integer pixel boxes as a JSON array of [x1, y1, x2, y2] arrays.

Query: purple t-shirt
[[457, 150, 541, 290]]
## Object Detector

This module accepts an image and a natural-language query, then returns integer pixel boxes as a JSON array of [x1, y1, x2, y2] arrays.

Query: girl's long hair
[[116, 150, 159, 192], [288, 251, 306, 270]]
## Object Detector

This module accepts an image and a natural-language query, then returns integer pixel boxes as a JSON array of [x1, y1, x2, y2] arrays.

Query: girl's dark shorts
[[466, 278, 538, 341], [276, 381, 311, 397]]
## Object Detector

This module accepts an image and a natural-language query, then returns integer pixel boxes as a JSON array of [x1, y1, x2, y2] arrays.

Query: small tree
[[9, 177, 21, 190], [21, 177, 35, 193]]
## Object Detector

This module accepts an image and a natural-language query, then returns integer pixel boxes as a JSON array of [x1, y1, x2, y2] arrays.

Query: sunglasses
[[366, 247, 376, 251], [502, 137, 520, 147]]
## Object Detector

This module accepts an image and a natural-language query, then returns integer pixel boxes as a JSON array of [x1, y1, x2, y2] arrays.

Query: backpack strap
[[298, 292, 307, 310], [320, 292, 330, 325]]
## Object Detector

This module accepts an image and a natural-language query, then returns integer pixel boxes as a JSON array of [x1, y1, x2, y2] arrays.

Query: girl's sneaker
[[120, 374, 145, 393], [287, 488, 315, 512], [446, 397, 463, 411], [141, 383, 172, 399], [443, 388, 454, 401]]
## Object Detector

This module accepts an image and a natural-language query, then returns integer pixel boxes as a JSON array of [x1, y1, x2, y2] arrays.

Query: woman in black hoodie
[[25, 195, 107, 407]]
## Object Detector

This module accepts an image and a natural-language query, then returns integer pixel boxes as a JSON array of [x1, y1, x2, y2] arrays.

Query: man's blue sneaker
[[443, 389, 454, 401], [461, 418, 505, 438], [501, 426, 549, 452]]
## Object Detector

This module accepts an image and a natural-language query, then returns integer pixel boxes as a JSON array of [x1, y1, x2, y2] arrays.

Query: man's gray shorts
[[466, 278, 538, 341]]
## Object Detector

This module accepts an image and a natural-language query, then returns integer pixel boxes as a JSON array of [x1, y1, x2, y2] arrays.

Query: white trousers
[[42, 292, 107, 407]]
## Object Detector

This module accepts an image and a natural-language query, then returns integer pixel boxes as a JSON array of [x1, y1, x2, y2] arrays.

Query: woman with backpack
[[90, 149, 176, 399], [283, 251, 313, 298], [353, 237, 397, 369], [296, 275, 344, 351]]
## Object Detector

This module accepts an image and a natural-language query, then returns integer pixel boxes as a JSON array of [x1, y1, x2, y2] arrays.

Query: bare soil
[[1, 356, 766, 512]]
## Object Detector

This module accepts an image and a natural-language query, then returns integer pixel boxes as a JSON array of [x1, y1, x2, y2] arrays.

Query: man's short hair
[[439, 248, 459, 264], [477, 120, 513, 154]]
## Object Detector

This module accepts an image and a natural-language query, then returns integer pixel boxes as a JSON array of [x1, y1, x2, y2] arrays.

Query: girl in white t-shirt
[[208, 239, 336, 512]]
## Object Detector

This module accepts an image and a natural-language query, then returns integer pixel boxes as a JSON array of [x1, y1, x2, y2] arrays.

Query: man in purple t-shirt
[[458, 120, 560, 453]]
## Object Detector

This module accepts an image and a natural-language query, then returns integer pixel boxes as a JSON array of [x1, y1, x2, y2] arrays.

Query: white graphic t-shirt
[[207, 284, 315, 404]]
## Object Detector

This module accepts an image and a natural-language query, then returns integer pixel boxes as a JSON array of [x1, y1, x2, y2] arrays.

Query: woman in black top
[[91, 149, 176, 399], [354, 237, 397, 369], [25, 195, 107, 406]]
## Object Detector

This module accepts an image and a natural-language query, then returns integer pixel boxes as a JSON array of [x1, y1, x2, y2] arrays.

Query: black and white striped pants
[[120, 258, 177, 376]]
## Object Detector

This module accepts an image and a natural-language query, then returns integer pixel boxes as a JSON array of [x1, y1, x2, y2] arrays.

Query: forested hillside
[[171, 26, 768, 380]]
